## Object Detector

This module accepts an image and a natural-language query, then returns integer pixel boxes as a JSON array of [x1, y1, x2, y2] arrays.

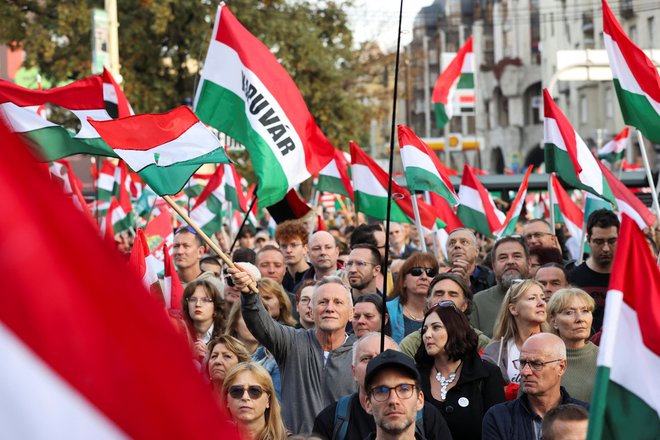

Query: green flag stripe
[[355, 190, 411, 224], [22, 126, 117, 161], [456, 72, 474, 89], [457, 204, 493, 238], [434, 103, 449, 130], [317, 175, 349, 198], [613, 79, 660, 143]]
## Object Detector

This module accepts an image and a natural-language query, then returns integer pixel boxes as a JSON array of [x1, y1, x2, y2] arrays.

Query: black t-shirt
[[313, 392, 453, 440], [568, 263, 610, 332]]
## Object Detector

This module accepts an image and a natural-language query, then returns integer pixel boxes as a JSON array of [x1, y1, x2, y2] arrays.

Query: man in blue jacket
[[482, 333, 588, 440]]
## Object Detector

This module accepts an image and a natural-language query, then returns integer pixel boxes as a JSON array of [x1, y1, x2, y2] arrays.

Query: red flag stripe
[[432, 36, 473, 104], [0, 76, 105, 109], [544, 88, 582, 175]]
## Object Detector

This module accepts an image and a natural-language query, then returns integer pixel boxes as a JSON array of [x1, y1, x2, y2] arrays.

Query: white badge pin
[[458, 397, 469, 407]]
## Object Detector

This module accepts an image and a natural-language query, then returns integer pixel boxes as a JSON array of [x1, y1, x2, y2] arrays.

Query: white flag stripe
[[163, 277, 173, 309], [69, 110, 111, 139], [400, 145, 443, 177], [190, 203, 217, 226], [461, 53, 474, 73], [0, 323, 128, 439], [617, 199, 652, 231], [115, 122, 222, 171], [319, 159, 341, 179], [0, 102, 57, 132], [98, 174, 115, 193], [458, 185, 485, 212], [544, 117, 604, 194], [352, 163, 388, 197], [103, 83, 118, 104], [598, 292, 660, 412], [604, 34, 660, 114]]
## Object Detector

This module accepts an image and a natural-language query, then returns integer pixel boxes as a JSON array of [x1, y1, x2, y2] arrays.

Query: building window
[[648, 17, 655, 47], [605, 87, 614, 118], [550, 12, 554, 36], [580, 95, 588, 124], [582, 12, 595, 49], [629, 25, 637, 42]]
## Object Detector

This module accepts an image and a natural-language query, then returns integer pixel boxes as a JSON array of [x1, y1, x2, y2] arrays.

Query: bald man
[[301, 231, 341, 282], [482, 333, 588, 440]]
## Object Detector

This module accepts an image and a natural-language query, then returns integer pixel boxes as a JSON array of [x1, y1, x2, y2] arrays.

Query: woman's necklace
[[403, 305, 423, 321], [434, 361, 463, 400]]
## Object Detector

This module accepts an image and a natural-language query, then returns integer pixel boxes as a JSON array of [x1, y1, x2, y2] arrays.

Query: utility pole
[[106, 0, 120, 79], [423, 36, 431, 138]]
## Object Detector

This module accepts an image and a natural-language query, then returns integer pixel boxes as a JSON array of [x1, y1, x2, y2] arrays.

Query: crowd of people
[[161, 208, 625, 439]]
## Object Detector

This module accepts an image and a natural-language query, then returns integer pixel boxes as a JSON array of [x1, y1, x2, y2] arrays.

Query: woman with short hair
[[223, 362, 288, 440], [207, 335, 251, 397]]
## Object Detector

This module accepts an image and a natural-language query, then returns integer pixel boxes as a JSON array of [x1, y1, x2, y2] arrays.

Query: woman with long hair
[[207, 335, 251, 397], [223, 362, 288, 440], [415, 302, 505, 439], [482, 280, 550, 390], [181, 279, 225, 359], [387, 252, 439, 342], [547, 288, 598, 401], [258, 278, 296, 326], [225, 301, 282, 400]]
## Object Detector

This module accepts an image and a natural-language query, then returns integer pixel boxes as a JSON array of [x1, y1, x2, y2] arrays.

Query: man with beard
[[470, 236, 530, 338], [446, 228, 496, 294], [568, 209, 619, 332], [346, 244, 382, 300]]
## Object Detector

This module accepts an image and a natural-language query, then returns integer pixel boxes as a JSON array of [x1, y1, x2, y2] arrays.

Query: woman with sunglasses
[[415, 301, 505, 439], [482, 279, 550, 397], [223, 362, 288, 440], [387, 252, 439, 343], [181, 279, 225, 360], [207, 335, 251, 397]]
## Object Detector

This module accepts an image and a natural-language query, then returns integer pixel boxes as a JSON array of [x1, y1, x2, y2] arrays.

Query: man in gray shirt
[[230, 268, 357, 434]]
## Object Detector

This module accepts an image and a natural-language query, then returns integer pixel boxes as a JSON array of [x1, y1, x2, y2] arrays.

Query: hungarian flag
[[49, 159, 94, 222], [456, 164, 505, 237], [102, 68, 134, 119], [597, 127, 629, 164], [224, 163, 249, 213], [102, 196, 133, 235], [428, 191, 463, 233], [496, 165, 533, 237], [317, 148, 354, 201], [350, 142, 440, 230], [0, 118, 237, 438], [599, 160, 655, 229], [432, 36, 474, 129], [0, 76, 117, 160], [96, 160, 118, 203], [398, 124, 459, 205], [550, 174, 584, 245], [163, 244, 184, 311], [145, 208, 174, 250], [587, 215, 660, 440], [194, 4, 335, 207], [602, 0, 660, 144], [129, 228, 163, 298], [190, 165, 226, 236], [88, 106, 231, 196], [544, 88, 615, 204]]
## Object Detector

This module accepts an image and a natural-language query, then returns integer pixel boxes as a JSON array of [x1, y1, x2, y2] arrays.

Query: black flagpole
[[229, 192, 259, 253], [380, 0, 405, 353]]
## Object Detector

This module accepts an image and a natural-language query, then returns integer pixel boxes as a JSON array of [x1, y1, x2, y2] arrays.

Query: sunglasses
[[224, 274, 235, 287], [228, 385, 266, 400], [407, 267, 436, 277], [176, 225, 197, 235]]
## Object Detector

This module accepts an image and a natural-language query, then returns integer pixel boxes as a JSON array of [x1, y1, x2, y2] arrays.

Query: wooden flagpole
[[163, 195, 258, 293], [230, 193, 259, 253]]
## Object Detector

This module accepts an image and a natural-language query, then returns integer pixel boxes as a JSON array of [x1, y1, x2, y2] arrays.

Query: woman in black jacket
[[415, 301, 505, 440]]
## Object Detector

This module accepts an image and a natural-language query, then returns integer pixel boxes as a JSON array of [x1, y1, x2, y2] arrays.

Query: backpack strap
[[332, 394, 353, 440], [415, 407, 425, 439]]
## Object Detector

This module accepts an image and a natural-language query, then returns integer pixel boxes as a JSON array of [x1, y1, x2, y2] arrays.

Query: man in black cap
[[363, 349, 427, 440]]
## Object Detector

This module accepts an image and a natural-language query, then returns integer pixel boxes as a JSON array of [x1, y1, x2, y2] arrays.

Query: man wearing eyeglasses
[[346, 244, 382, 300], [363, 349, 425, 440], [522, 219, 575, 269], [482, 333, 588, 440], [275, 220, 310, 293], [567, 209, 619, 332]]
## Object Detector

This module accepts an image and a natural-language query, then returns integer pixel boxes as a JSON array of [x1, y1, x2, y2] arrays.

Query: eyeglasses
[[345, 260, 376, 268], [224, 275, 235, 287], [298, 297, 311, 305], [369, 383, 416, 402], [227, 385, 266, 400], [523, 232, 554, 241], [279, 242, 303, 250], [186, 297, 214, 305], [407, 267, 436, 277], [513, 358, 563, 371]]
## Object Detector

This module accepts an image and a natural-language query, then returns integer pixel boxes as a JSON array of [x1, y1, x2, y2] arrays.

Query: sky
[[344, 0, 436, 49]]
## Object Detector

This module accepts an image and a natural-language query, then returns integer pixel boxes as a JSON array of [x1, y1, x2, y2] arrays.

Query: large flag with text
[[602, 0, 660, 143], [587, 215, 660, 440], [432, 36, 474, 129], [194, 4, 335, 206]]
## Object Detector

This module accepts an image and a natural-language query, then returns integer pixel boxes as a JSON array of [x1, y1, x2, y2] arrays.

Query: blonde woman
[[223, 362, 288, 440], [482, 280, 550, 392], [547, 288, 598, 401], [259, 278, 297, 326]]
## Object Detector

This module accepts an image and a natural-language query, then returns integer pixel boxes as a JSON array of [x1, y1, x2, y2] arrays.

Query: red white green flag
[[587, 215, 660, 440], [145, 208, 174, 250], [456, 164, 505, 237], [398, 124, 459, 205], [544, 88, 615, 204], [88, 106, 231, 196], [432, 36, 474, 129], [496, 166, 533, 237], [598, 160, 656, 229], [317, 149, 354, 200], [350, 142, 441, 230], [597, 127, 629, 164], [0, 76, 117, 160], [129, 229, 161, 293], [602, 0, 660, 143], [49, 159, 94, 222], [194, 4, 335, 206], [190, 166, 225, 237], [163, 244, 184, 312], [102, 68, 134, 119], [96, 160, 118, 203], [224, 163, 248, 213], [550, 174, 584, 242]]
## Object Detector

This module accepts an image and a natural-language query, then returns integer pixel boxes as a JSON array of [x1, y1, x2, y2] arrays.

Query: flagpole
[[229, 193, 259, 253], [548, 173, 556, 235], [163, 195, 258, 293], [636, 130, 660, 225], [410, 194, 428, 252], [577, 210, 587, 265], [424, 191, 440, 257], [379, 0, 405, 353], [335, 196, 354, 227], [308, 188, 319, 241]]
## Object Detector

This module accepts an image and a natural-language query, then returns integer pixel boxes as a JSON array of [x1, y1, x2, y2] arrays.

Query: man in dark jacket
[[482, 333, 588, 440]]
